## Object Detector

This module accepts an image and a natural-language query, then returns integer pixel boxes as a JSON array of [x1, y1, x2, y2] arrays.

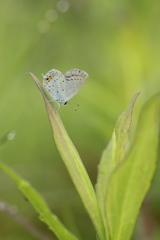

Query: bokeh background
[[0, 0, 160, 239]]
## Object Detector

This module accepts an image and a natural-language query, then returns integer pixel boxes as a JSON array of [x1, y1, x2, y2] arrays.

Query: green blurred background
[[0, 0, 160, 239]]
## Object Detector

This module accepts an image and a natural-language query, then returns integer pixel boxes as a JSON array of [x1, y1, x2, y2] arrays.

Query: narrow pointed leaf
[[29, 72, 106, 240], [106, 93, 160, 240], [0, 162, 78, 240], [96, 93, 140, 233], [114, 92, 140, 164]]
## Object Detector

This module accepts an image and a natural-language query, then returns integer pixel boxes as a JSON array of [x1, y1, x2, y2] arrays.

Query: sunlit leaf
[[106, 93, 160, 240], [96, 93, 140, 233], [114, 92, 140, 164]]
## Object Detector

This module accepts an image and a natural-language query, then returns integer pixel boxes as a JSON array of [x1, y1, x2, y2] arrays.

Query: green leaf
[[0, 162, 78, 240], [29, 72, 106, 240], [114, 92, 140, 164], [106, 93, 160, 240], [96, 93, 140, 234]]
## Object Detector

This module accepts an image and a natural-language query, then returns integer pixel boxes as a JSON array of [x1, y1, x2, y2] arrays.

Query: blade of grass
[[0, 161, 79, 240], [29, 72, 106, 240], [105, 93, 160, 240]]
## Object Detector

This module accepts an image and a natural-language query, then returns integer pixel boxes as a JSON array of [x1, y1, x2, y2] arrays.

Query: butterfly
[[43, 69, 88, 105]]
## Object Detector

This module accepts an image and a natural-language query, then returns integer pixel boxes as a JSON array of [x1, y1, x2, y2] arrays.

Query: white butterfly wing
[[64, 69, 88, 102], [43, 69, 66, 104]]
